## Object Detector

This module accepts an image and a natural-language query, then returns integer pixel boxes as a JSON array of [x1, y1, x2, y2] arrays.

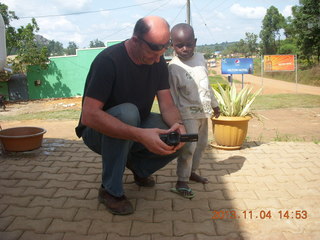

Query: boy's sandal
[[170, 187, 195, 199]]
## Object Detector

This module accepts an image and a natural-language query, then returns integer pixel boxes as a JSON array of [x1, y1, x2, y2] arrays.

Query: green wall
[[0, 81, 8, 96], [27, 47, 105, 100]]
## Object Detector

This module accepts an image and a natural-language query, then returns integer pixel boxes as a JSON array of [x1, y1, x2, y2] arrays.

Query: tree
[[0, 3, 18, 26], [259, 6, 286, 54], [291, 0, 320, 64], [89, 39, 105, 48], [244, 32, 259, 57], [1, 3, 49, 75], [66, 41, 78, 55], [47, 40, 64, 56]]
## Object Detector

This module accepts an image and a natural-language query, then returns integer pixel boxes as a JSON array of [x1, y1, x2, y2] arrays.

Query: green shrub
[[211, 83, 228, 93]]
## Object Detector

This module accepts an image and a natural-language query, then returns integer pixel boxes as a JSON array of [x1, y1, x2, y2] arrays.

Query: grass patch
[[2, 94, 320, 121], [1, 109, 80, 121], [252, 94, 320, 110], [208, 75, 226, 84]]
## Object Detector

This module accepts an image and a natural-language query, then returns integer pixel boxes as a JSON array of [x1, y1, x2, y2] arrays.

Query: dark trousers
[[82, 103, 179, 197]]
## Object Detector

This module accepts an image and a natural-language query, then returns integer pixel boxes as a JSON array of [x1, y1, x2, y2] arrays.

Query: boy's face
[[171, 30, 196, 60]]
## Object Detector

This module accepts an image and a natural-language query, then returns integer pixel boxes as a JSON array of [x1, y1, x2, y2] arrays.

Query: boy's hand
[[212, 106, 220, 118]]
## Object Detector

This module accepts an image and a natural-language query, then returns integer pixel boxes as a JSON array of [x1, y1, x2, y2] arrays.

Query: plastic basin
[[0, 127, 46, 152]]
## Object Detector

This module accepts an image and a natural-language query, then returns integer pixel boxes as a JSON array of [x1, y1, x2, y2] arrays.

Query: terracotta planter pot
[[211, 116, 251, 150], [0, 127, 46, 152]]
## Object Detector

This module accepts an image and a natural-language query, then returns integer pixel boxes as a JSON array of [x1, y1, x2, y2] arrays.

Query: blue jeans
[[82, 103, 179, 197]]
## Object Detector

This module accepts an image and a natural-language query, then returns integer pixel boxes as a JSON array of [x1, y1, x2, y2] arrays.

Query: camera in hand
[[160, 131, 198, 146]]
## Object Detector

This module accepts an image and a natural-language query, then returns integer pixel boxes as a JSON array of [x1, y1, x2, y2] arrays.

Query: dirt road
[[1, 99, 320, 143], [212, 65, 320, 95], [1, 71, 320, 142]]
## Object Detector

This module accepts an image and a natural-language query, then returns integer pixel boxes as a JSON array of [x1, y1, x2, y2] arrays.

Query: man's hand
[[212, 106, 221, 118], [138, 128, 178, 155]]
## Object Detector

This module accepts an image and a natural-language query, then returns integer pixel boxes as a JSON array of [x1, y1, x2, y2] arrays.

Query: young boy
[[168, 23, 220, 199]]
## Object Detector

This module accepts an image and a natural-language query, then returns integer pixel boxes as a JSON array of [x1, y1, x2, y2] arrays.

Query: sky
[[1, 0, 300, 48]]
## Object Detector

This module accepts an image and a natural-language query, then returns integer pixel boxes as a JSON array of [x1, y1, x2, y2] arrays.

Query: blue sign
[[221, 58, 254, 74]]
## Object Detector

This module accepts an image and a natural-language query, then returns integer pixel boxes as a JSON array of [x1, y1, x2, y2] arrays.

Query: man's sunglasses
[[139, 37, 171, 51]]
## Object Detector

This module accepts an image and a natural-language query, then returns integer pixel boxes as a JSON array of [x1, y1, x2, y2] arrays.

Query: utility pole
[[186, 0, 190, 24]]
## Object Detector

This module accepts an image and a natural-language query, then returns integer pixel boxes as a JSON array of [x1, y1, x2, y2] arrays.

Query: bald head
[[133, 16, 169, 39]]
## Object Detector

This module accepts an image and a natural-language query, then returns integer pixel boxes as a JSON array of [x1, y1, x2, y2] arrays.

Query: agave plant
[[212, 82, 262, 117]]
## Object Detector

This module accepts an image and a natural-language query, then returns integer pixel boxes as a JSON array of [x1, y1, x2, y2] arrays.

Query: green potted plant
[[211, 82, 261, 150]]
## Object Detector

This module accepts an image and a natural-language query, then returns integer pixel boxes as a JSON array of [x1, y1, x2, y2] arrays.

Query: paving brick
[[32, 165, 61, 174], [191, 209, 213, 222], [113, 208, 153, 222], [74, 207, 113, 222], [20, 231, 64, 240], [126, 188, 155, 200], [152, 233, 197, 240], [196, 190, 225, 200], [86, 188, 98, 200], [64, 198, 99, 210], [11, 171, 41, 180], [224, 190, 258, 200], [283, 232, 320, 240], [0, 170, 15, 179], [243, 198, 283, 209], [2, 205, 42, 218], [107, 233, 151, 240], [16, 179, 48, 188], [88, 220, 131, 235], [86, 167, 101, 175], [174, 220, 216, 236], [255, 190, 292, 199], [0, 179, 19, 187], [234, 182, 269, 191], [38, 172, 70, 181], [173, 199, 209, 211], [0, 216, 15, 231], [205, 183, 237, 192], [27, 159, 54, 167], [196, 233, 242, 240], [23, 186, 57, 198], [0, 204, 8, 214], [45, 156, 71, 162], [7, 216, 51, 233], [214, 219, 241, 236], [76, 181, 99, 189], [69, 156, 96, 162], [0, 186, 26, 196], [136, 199, 171, 211], [0, 231, 22, 240], [209, 199, 247, 211], [37, 206, 77, 221], [47, 219, 91, 235], [63, 233, 107, 240], [131, 221, 172, 236], [155, 190, 178, 201], [29, 196, 67, 208], [51, 160, 78, 168], [0, 195, 34, 207], [45, 179, 78, 189], [53, 188, 88, 198], [66, 173, 97, 182], [7, 164, 34, 172], [154, 209, 192, 222]]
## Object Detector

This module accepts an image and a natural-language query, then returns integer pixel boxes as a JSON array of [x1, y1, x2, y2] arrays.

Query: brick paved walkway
[[0, 139, 319, 240]]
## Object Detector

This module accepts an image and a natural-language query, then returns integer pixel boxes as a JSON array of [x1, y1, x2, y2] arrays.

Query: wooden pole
[[186, 0, 190, 24]]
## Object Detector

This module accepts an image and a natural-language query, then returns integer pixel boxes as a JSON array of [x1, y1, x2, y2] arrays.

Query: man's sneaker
[[126, 162, 155, 187], [133, 172, 155, 187], [98, 187, 134, 215]]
